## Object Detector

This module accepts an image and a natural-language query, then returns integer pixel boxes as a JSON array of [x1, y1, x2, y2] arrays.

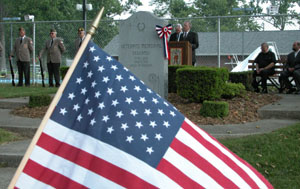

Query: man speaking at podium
[[180, 21, 199, 66]]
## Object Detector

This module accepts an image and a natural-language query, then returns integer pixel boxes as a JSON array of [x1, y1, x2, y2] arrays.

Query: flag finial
[[88, 7, 105, 36]]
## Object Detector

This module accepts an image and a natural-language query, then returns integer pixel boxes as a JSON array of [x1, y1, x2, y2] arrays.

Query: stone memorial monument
[[119, 11, 168, 98]]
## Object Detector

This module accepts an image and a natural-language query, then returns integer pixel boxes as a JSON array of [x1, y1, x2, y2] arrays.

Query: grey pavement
[[0, 94, 299, 188], [0, 97, 28, 109], [200, 119, 299, 139], [0, 167, 16, 189], [258, 94, 300, 120]]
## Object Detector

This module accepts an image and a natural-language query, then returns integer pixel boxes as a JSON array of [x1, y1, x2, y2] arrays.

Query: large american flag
[[14, 41, 272, 188]]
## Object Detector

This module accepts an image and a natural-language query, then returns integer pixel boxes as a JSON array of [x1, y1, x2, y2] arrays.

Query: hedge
[[200, 101, 229, 118], [168, 65, 192, 93], [60, 66, 69, 80], [176, 66, 229, 102], [222, 82, 246, 99], [229, 71, 253, 91], [29, 94, 52, 108]]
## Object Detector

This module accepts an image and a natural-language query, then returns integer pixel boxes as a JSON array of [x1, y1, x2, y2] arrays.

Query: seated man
[[279, 41, 300, 94], [252, 43, 276, 93]]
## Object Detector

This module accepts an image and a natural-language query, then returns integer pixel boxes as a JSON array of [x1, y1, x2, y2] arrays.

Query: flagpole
[[8, 7, 105, 188]]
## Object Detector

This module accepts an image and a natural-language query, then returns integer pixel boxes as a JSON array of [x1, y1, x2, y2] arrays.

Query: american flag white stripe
[[29, 146, 123, 189], [163, 148, 223, 189], [185, 118, 269, 189], [16, 173, 55, 189], [175, 128, 251, 188], [42, 119, 181, 188]]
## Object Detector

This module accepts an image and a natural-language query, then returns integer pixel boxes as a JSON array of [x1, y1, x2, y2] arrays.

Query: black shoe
[[55, 84, 60, 87], [254, 88, 260, 93], [286, 88, 296, 94], [295, 90, 300, 95], [49, 85, 54, 88], [261, 88, 268, 94]]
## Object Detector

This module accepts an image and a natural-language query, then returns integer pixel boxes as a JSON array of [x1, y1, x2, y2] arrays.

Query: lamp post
[[76, 0, 93, 31], [24, 15, 36, 84]]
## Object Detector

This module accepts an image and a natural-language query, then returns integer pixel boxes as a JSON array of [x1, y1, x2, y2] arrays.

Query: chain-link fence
[[0, 14, 299, 83], [0, 19, 120, 84]]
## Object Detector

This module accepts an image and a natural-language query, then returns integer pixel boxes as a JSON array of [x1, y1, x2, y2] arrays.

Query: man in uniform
[[169, 24, 182, 42], [252, 43, 276, 93], [9, 27, 33, 87], [75, 27, 85, 52], [279, 42, 300, 94], [39, 29, 65, 87], [180, 21, 199, 66]]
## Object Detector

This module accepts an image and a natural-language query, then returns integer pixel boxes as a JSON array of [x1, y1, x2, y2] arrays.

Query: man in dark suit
[[279, 42, 300, 94], [39, 29, 65, 87], [252, 42, 276, 93], [75, 27, 85, 52], [9, 27, 33, 87], [180, 21, 199, 66], [169, 24, 182, 42]]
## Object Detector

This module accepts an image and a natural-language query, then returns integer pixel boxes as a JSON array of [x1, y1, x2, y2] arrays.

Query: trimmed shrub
[[229, 71, 253, 91], [29, 95, 52, 108], [200, 101, 229, 118], [60, 66, 69, 80], [176, 67, 229, 102], [168, 65, 192, 93], [222, 82, 246, 99]]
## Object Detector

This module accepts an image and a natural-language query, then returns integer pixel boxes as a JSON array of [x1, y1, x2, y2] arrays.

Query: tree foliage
[[0, 0, 141, 66], [246, 0, 300, 30], [151, 0, 261, 31]]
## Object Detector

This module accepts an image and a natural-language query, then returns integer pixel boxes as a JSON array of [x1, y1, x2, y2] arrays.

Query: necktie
[[79, 38, 82, 47], [184, 32, 187, 39], [50, 39, 53, 47], [20, 38, 23, 44]]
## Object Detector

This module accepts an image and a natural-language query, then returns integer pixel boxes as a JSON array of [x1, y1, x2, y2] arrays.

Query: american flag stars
[[93, 56, 100, 62], [51, 43, 184, 163]]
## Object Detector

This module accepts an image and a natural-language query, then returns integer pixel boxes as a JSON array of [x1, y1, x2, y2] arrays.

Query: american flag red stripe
[[157, 159, 204, 188], [15, 120, 181, 188], [181, 119, 272, 188], [37, 133, 157, 188], [181, 121, 261, 188], [169, 138, 239, 188], [23, 160, 85, 188]]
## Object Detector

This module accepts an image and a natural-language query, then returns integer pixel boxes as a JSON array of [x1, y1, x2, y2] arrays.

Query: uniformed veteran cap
[[78, 27, 85, 32], [50, 28, 56, 33]]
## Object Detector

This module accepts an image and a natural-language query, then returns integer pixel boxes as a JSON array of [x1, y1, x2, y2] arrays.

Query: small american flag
[[14, 41, 272, 188]]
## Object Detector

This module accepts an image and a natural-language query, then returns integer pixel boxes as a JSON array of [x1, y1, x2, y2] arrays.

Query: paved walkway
[[0, 94, 299, 188]]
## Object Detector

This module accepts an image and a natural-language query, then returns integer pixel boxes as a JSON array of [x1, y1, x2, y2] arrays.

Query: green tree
[[151, 0, 261, 32], [246, 0, 300, 30], [0, 0, 141, 64]]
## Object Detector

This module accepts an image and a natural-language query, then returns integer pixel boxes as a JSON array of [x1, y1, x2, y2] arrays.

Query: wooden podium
[[168, 41, 192, 65]]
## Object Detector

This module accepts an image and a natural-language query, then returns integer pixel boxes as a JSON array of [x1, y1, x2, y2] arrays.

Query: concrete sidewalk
[[0, 94, 299, 188]]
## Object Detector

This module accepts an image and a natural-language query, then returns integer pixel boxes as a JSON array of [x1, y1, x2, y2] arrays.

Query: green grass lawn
[[220, 123, 300, 188], [0, 84, 57, 98], [0, 128, 22, 145]]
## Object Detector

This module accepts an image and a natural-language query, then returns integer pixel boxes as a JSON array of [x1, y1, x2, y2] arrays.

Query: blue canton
[[51, 42, 185, 167]]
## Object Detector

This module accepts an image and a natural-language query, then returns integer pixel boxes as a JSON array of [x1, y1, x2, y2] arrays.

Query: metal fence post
[[10, 24, 13, 52], [33, 22, 36, 84], [217, 16, 220, 68]]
